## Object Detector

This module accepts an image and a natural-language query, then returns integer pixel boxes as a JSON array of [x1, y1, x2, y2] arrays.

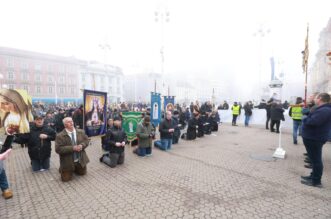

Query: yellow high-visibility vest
[[291, 106, 302, 120], [232, 105, 240, 115]]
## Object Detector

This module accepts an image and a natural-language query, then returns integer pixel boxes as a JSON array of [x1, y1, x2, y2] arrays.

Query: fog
[[1, 0, 330, 102]]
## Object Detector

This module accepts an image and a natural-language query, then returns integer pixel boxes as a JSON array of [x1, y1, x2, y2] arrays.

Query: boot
[[2, 189, 13, 199]]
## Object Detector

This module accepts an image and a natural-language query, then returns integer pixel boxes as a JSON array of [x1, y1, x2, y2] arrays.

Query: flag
[[151, 92, 161, 127], [163, 96, 175, 112], [83, 89, 107, 137], [122, 112, 143, 142], [302, 24, 309, 73]]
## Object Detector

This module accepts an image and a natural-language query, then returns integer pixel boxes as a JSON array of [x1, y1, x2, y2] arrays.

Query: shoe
[[304, 158, 311, 164], [301, 175, 312, 181], [301, 180, 322, 188], [304, 164, 313, 169], [99, 156, 103, 162], [270, 130, 275, 132], [2, 189, 13, 199], [40, 169, 45, 172], [276, 131, 280, 133], [146, 154, 152, 157], [303, 153, 308, 156], [293, 141, 297, 145]]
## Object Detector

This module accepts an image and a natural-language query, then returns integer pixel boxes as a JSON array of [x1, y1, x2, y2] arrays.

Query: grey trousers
[[102, 152, 125, 168]]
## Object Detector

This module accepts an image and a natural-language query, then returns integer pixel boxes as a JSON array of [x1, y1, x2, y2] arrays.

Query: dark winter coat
[[14, 124, 56, 161], [103, 126, 127, 154], [159, 118, 176, 139], [302, 103, 331, 142], [270, 105, 285, 121]]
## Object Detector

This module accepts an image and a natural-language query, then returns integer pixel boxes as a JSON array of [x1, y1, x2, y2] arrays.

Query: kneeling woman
[[100, 117, 127, 168]]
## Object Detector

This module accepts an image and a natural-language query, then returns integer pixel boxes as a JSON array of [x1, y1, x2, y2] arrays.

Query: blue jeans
[[292, 120, 302, 142], [136, 147, 152, 156], [0, 167, 9, 191], [303, 138, 324, 183], [244, 115, 250, 126], [154, 139, 172, 151], [31, 158, 50, 171]]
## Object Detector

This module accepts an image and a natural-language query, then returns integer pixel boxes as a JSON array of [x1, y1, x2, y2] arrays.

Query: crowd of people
[[0, 92, 331, 200]]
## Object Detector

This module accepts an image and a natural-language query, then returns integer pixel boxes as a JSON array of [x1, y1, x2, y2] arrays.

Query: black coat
[[244, 104, 253, 116], [270, 106, 285, 121], [159, 118, 176, 139], [14, 124, 56, 160], [103, 126, 127, 154], [187, 117, 198, 140]]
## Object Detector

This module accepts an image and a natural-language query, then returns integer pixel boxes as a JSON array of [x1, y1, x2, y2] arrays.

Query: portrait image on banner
[[151, 92, 161, 126], [163, 96, 175, 112], [0, 88, 33, 135], [83, 90, 107, 137]]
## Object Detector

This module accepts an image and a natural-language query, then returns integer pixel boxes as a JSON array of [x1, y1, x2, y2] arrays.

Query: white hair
[[62, 117, 73, 125]]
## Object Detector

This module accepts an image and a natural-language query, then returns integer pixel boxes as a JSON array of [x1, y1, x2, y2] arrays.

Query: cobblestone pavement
[[1, 124, 330, 219]]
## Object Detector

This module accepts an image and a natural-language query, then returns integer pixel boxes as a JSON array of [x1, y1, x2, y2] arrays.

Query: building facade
[[0, 47, 124, 104], [79, 62, 124, 103], [310, 18, 331, 94]]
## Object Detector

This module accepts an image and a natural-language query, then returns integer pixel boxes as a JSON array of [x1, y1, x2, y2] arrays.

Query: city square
[[1, 124, 330, 218]]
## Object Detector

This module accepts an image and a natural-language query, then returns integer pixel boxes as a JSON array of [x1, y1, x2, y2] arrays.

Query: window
[[22, 71, 28, 80], [60, 87, 64, 94], [36, 86, 41, 94], [108, 86, 112, 93], [71, 87, 75, 94], [35, 73, 41, 82], [48, 75, 53, 82], [23, 85, 29, 92], [8, 84, 14, 89], [49, 86, 53, 94], [81, 74, 86, 82], [59, 75, 64, 83], [8, 71, 14, 80], [117, 86, 120, 94], [6, 57, 14, 67], [35, 64, 41, 71], [21, 61, 28, 70]]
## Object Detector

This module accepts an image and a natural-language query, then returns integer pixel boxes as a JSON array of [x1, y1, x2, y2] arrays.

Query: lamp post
[[155, 5, 170, 96], [253, 25, 271, 100]]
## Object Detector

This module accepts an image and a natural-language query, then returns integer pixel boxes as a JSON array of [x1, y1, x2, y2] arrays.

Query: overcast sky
[[1, 0, 330, 98]]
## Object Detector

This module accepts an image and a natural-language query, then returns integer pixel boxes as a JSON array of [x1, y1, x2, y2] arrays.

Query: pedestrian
[[289, 97, 303, 144], [231, 102, 240, 126], [172, 111, 181, 144], [301, 93, 331, 187], [270, 102, 285, 133], [0, 149, 13, 199], [244, 101, 253, 127], [55, 117, 90, 182]]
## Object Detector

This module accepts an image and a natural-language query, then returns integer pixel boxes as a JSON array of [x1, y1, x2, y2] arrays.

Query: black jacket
[[271, 106, 285, 121], [159, 118, 176, 139], [244, 104, 253, 116], [14, 124, 56, 160], [103, 126, 127, 154]]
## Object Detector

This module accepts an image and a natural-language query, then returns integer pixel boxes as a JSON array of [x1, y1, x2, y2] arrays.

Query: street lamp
[[155, 6, 170, 96], [253, 25, 271, 100]]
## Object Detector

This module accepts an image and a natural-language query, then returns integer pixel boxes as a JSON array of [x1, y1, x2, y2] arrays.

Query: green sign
[[122, 112, 143, 141]]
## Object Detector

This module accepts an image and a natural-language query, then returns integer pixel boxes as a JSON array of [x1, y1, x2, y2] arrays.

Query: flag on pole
[[302, 24, 309, 73]]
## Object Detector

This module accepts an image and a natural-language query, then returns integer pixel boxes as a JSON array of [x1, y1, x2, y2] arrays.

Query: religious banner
[[151, 92, 161, 127], [83, 90, 107, 137], [163, 96, 175, 112], [122, 112, 143, 142], [0, 88, 33, 135]]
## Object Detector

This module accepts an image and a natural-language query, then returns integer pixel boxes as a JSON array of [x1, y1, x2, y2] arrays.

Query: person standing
[[0, 149, 13, 199], [301, 93, 331, 187], [14, 115, 56, 172], [55, 117, 90, 182], [231, 102, 240, 126], [270, 102, 285, 133], [244, 101, 253, 127], [289, 97, 303, 144]]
